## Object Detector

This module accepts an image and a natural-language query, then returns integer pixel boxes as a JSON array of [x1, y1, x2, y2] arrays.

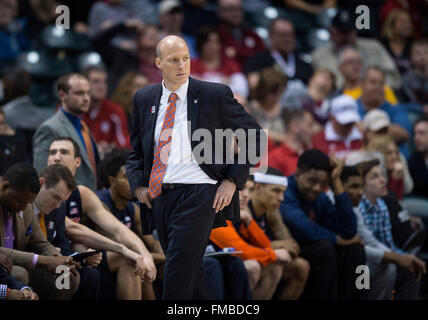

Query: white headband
[[254, 172, 288, 187]]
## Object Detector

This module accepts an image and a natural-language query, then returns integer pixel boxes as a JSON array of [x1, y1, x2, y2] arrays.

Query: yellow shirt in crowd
[[344, 85, 398, 105]]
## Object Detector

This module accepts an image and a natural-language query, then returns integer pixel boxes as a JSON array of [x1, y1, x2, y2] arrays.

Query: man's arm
[[65, 216, 125, 254], [79, 186, 152, 258], [218, 84, 265, 190], [126, 90, 146, 194], [32, 125, 55, 174]]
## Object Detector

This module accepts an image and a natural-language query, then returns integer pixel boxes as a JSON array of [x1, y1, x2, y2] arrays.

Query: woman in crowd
[[380, 9, 414, 75], [190, 26, 249, 105]]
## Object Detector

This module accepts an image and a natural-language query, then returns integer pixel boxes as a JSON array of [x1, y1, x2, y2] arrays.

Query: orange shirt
[[210, 220, 277, 266]]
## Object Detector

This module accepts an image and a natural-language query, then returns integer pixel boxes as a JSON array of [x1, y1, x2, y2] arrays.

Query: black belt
[[162, 183, 188, 190]]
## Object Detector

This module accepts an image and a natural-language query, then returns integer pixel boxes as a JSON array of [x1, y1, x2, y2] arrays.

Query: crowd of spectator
[[0, 0, 428, 300]]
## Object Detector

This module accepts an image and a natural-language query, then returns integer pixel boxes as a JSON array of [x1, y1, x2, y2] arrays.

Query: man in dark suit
[[126, 35, 264, 299]]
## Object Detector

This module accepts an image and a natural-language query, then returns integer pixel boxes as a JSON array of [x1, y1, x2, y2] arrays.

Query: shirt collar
[[33, 204, 40, 217], [162, 79, 189, 102], [324, 121, 363, 142], [61, 107, 82, 129], [361, 195, 381, 212]]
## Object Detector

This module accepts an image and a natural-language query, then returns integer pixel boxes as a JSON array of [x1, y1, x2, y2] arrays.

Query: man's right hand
[[122, 247, 157, 282], [274, 248, 292, 263], [336, 235, 363, 246], [0, 253, 13, 273], [37, 255, 77, 274], [135, 187, 152, 209], [395, 254, 426, 281]]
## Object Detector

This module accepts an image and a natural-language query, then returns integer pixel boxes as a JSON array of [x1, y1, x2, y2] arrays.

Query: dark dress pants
[[152, 183, 218, 300]]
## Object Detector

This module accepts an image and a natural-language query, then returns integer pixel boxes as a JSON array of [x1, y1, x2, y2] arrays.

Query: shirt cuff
[[0, 284, 8, 300], [31, 254, 39, 269], [20, 286, 33, 292]]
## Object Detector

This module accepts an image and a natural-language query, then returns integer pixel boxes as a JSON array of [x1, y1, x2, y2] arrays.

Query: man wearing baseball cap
[[312, 94, 363, 159]]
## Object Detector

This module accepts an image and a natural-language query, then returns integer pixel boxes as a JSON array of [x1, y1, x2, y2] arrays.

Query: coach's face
[[155, 37, 190, 91]]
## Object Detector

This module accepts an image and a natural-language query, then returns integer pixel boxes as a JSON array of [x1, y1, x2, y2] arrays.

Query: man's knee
[[292, 257, 310, 282], [11, 266, 29, 284]]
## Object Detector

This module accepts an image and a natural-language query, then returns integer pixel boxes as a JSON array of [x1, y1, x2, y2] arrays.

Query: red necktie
[[148, 93, 178, 199]]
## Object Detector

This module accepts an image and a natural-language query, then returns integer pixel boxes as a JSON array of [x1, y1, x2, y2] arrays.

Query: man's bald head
[[155, 35, 191, 91], [156, 35, 188, 60]]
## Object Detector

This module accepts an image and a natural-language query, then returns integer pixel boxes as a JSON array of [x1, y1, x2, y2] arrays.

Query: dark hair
[[3, 163, 40, 194], [297, 149, 332, 173], [98, 148, 130, 189], [355, 159, 381, 180], [340, 166, 361, 184], [414, 117, 428, 131], [57, 73, 88, 93], [254, 67, 287, 102], [265, 167, 285, 177], [194, 25, 219, 55], [40, 164, 77, 192], [81, 65, 107, 79], [3, 66, 31, 101], [282, 108, 305, 131], [50, 137, 82, 159]]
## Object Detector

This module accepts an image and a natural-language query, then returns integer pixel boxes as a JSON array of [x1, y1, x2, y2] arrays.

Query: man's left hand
[[213, 179, 236, 213]]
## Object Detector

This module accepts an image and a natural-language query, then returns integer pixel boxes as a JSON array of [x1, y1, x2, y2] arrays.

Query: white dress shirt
[[154, 80, 217, 184]]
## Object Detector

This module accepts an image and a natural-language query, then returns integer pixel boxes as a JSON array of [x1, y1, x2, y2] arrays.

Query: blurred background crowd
[[0, 0, 428, 299]]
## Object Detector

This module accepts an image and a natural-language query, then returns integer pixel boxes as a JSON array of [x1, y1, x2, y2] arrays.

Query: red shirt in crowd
[[217, 25, 266, 68], [83, 99, 131, 149], [268, 142, 300, 177], [312, 122, 363, 159], [191, 57, 243, 77]]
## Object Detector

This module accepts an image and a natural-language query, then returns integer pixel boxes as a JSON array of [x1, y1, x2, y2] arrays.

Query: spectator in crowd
[[402, 39, 428, 112], [280, 149, 365, 300], [210, 177, 294, 300], [217, 0, 266, 69], [96, 148, 166, 299], [357, 159, 426, 299], [181, 0, 218, 36], [36, 164, 102, 300], [357, 66, 412, 157], [268, 109, 313, 177], [245, 67, 287, 144], [380, 9, 414, 76], [281, 68, 335, 126], [88, 0, 155, 50], [312, 94, 363, 159], [82, 66, 131, 159], [244, 18, 313, 91], [157, 0, 197, 58], [250, 169, 310, 299], [1, 67, 50, 132], [0, 0, 30, 62], [341, 164, 423, 299], [111, 71, 149, 127], [311, 9, 401, 90], [409, 118, 428, 198], [362, 109, 393, 148], [33, 73, 99, 190], [366, 135, 413, 199], [191, 26, 248, 105], [279, 0, 336, 15], [379, 0, 428, 40], [92, 21, 160, 94], [46, 137, 157, 299], [337, 47, 398, 105], [0, 163, 79, 299]]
